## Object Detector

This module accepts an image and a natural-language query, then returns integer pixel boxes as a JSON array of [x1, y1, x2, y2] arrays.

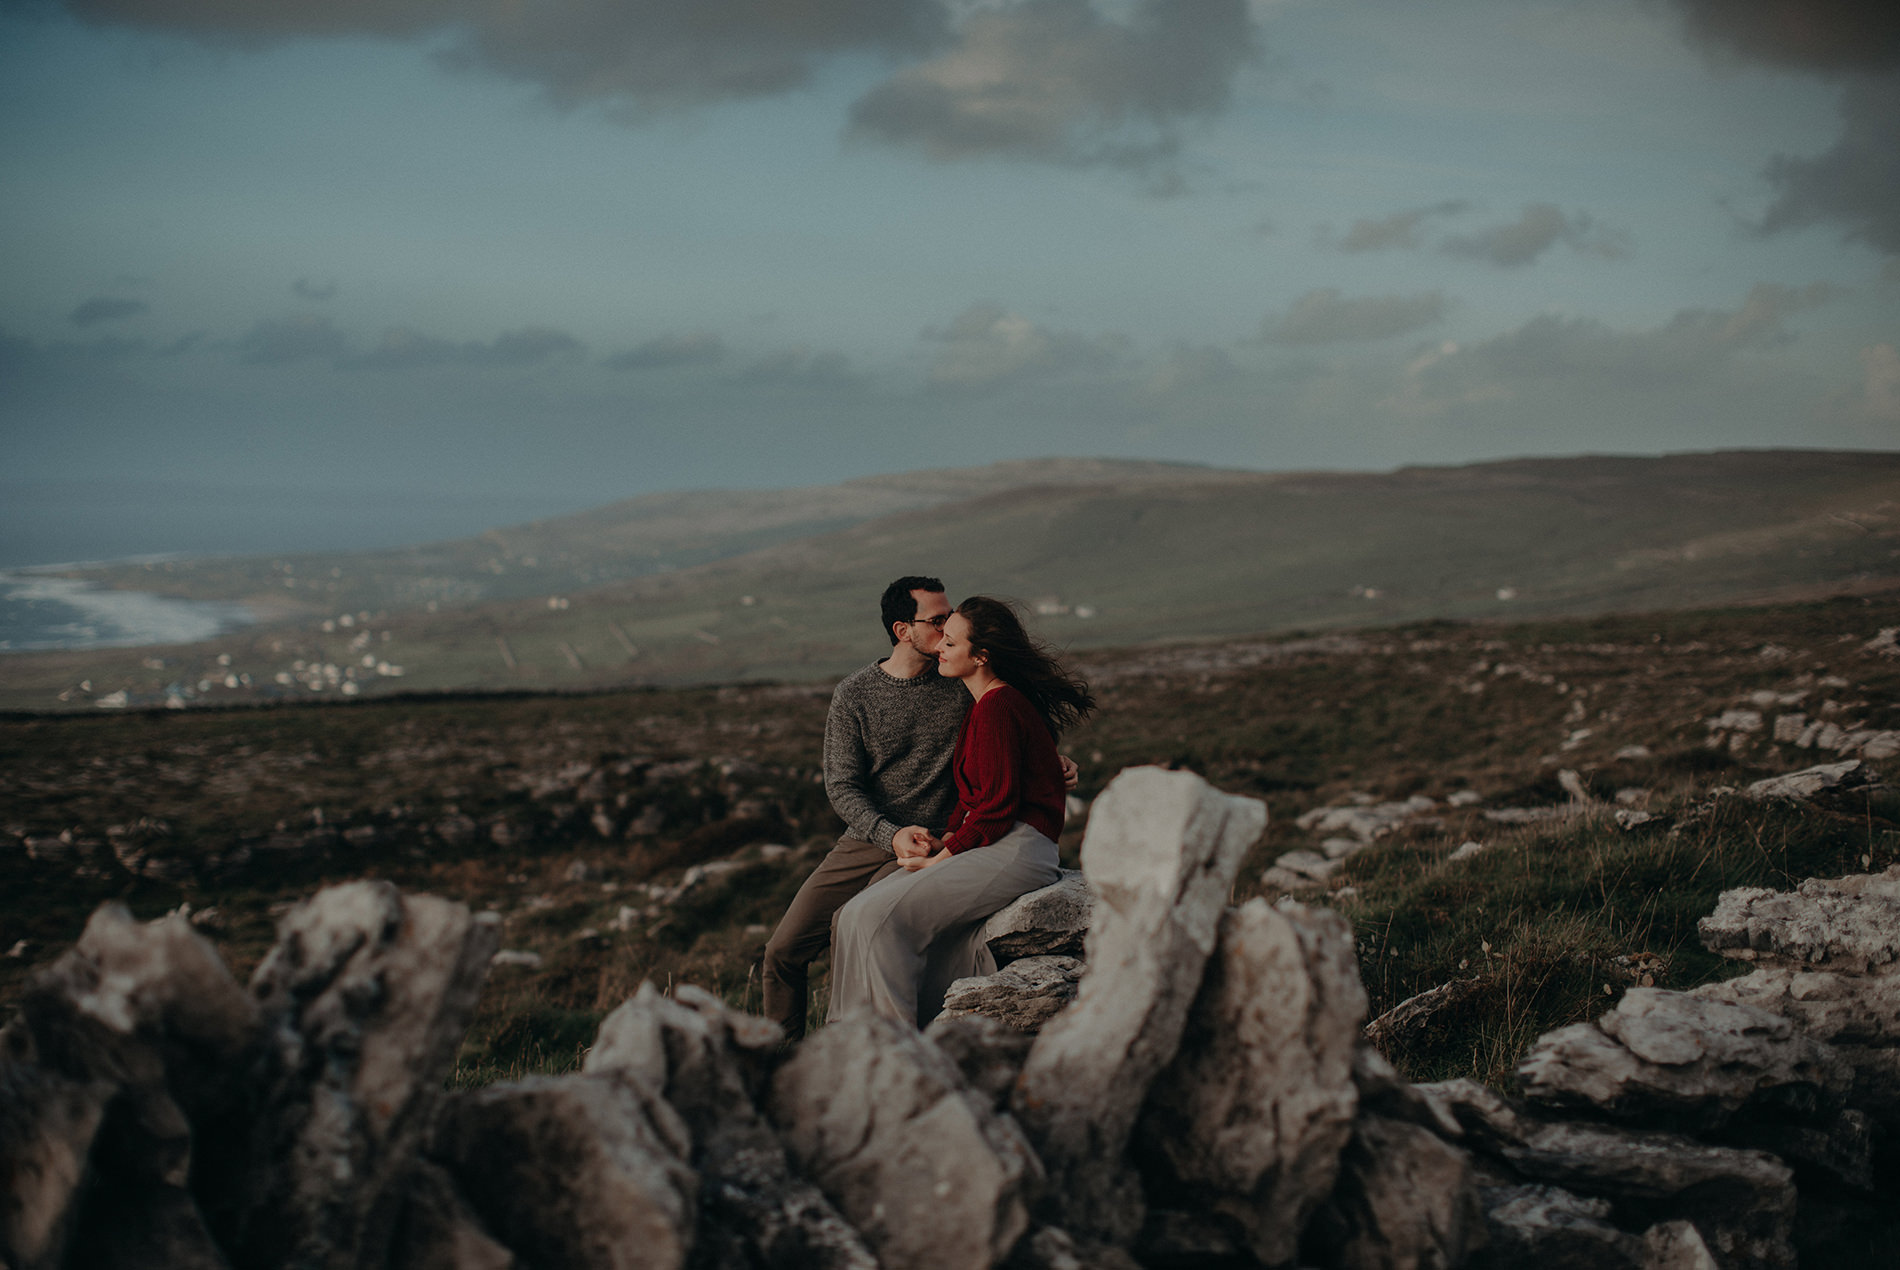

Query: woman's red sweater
[[940, 682, 1066, 854]]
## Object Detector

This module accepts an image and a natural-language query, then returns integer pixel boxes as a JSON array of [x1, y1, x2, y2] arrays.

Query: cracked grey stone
[[770, 1014, 1040, 1270], [1013, 767, 1265, 1245], [939, 956, 1084, 1033], [1134, 899, 1364, 1267], [980, 872, 1092, 964]]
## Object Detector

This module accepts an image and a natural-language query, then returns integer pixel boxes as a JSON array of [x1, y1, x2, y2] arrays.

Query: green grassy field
[[7, 590, 1899, 1087]]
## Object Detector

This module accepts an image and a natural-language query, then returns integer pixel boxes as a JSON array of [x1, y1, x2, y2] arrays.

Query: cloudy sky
[[2, 0, 1897, 561]]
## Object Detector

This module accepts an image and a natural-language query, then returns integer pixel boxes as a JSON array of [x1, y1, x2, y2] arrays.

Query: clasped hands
[[892, 825, 949, 871]]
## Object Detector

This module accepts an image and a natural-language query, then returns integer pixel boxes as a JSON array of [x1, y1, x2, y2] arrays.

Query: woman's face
[[935, 612, 985, 680]]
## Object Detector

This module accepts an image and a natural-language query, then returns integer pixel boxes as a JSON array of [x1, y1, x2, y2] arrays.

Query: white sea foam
[[0, 572, 256, 651]]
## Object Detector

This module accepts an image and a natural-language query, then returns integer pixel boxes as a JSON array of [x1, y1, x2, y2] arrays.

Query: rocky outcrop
[[426, 1075, 696, 1270], [583, 982, 876, 1270], [0, 883, 498, 1270], [980, 870, 1092, 963], [1421, 1078, 1796, 1270], [1013, 765, 1268, 1243], [10, 768, 1900, 1270], [939, 956, 1084, 1032], [1516, 987, 1852, 1128], [769, 1014, 1042, 1270], [1134, 899, 1365, 1267]]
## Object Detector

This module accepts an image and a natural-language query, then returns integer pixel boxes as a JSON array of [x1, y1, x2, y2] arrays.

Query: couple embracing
[[762, 576, 1094, 1036]]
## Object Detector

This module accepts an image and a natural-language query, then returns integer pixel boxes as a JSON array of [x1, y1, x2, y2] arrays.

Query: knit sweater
[[822, 660, 970, 852], [940, 683, 1066, 855]]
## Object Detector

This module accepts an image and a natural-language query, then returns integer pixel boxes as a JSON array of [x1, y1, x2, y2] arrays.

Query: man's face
[[898, 589, 952, 656]]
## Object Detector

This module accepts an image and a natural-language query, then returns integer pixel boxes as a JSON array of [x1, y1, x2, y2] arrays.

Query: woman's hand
[[899, 846, 951, 872], [893, 825, 938, 860], [1058, 754, 1080, 791]]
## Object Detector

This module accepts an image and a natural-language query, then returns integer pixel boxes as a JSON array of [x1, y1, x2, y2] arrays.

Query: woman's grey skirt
[[827, 821, 1060, 1028]]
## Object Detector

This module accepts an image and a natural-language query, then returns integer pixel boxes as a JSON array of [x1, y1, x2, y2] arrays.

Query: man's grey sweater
[[823, 661, 970, 852]]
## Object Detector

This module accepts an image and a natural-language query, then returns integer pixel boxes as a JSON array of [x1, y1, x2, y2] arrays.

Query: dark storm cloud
[[292, 277, 337, 301], [922, 302, 1119, 389], [1758, 79, 1900, 255], [1672, 0, 1900, 75], [1671, 1, 1899, 255], [1264, 289, 1445, 344], [1439, 204, 1630, 268], [69, 296, 149, 327], [1331, 200, 1469, 253], [234, 314, 349, 365], [60, 0, 945, 111], [604, 331, 726, 370], [846, 0, 1255, 174], [344, 325, 584, 370]]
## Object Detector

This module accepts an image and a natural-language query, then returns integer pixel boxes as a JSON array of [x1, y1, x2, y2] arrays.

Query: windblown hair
[[954, 596, 1096, 737], [879, 575, 945, 645]]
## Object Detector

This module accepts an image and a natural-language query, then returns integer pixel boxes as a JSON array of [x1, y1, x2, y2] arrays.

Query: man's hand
[[1058, 754, 1080, 792], [900, 847, 951, 872], [893, 825, 939, 860]]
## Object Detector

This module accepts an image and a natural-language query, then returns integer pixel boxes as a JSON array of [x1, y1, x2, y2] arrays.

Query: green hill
[[6, 449, 1898, 711]]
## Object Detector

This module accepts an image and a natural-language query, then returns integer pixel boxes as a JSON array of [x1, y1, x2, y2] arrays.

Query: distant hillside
[[4, 449, 1898, 710], [59, 457, 1237, 614]]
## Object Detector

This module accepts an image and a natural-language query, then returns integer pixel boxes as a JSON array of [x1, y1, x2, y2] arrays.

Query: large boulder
[[1516, 987, 1852, 1129], [1134, 898, 1366, 1267], [1692, 866, 1900, 1127], [230, 882, 500, 1269], [1305, 1111, 1487, 1270], [0, 904, 259, 1270], [1421, 1079, 1796, 1270], [584, 983, 876, 1270], [1697, 866, 1900, 970], [769, 1014, 1042, 1270], [427, 1074, 698, 1270], [1473, 1186, 1718, 1270], [980, 871, 1092, 963], [939, 956, 1084, 1033], [1013, 767, 1267, 1243]]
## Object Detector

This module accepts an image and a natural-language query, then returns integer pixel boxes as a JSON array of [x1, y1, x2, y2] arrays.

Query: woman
[[827, 595, 1096, 1027]]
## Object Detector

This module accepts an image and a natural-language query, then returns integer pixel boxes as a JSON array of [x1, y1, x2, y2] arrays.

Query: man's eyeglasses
[[907, 614, 950, 630]]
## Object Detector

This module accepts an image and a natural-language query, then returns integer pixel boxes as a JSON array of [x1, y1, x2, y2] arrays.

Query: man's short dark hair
[[880, 576, 945, 645]]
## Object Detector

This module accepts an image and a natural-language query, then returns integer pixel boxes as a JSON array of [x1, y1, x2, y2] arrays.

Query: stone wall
[[4, 764, 1896, 1269]]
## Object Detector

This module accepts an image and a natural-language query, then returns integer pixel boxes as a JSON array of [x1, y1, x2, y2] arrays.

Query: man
[[761, 575, 1074, 1039]]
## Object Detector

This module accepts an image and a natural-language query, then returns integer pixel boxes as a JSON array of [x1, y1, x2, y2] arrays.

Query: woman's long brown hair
[[955, 595, 1096, 736]]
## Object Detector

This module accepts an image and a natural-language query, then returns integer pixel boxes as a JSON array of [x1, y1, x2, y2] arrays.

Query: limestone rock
[[980, 871, 1092, 963], [1003, 1225, 1144, 1270], [0, 904, 258, 1270], [1134, 899, 1365, 1267], [770, 1014, 1042, 1270], [1743, 760, 1863, 801], [925, 1012, 1035, 1112], [428, 1074, 697, 1270], [1306, 1112, 1486, 1270], [1477, 1184, 1645, 1269], [585, 983, 876, 1270], [1516, 987, 1851, 1128], [1263, 848, 1339, 890], [939, 956, 1085, 1033], [1697, 866, 1900, 970], [1474, 1187, 1720, 1270], [388, 1160, 517, 1270], [231, 881, 500, 1269], [1642, 1221, 1719, 1270], [1419, 1080, 1795, 1270], [1014, 767, 1266, 1244]]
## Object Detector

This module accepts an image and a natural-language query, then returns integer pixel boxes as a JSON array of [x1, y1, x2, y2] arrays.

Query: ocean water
[[0, 570, 256, 652]]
